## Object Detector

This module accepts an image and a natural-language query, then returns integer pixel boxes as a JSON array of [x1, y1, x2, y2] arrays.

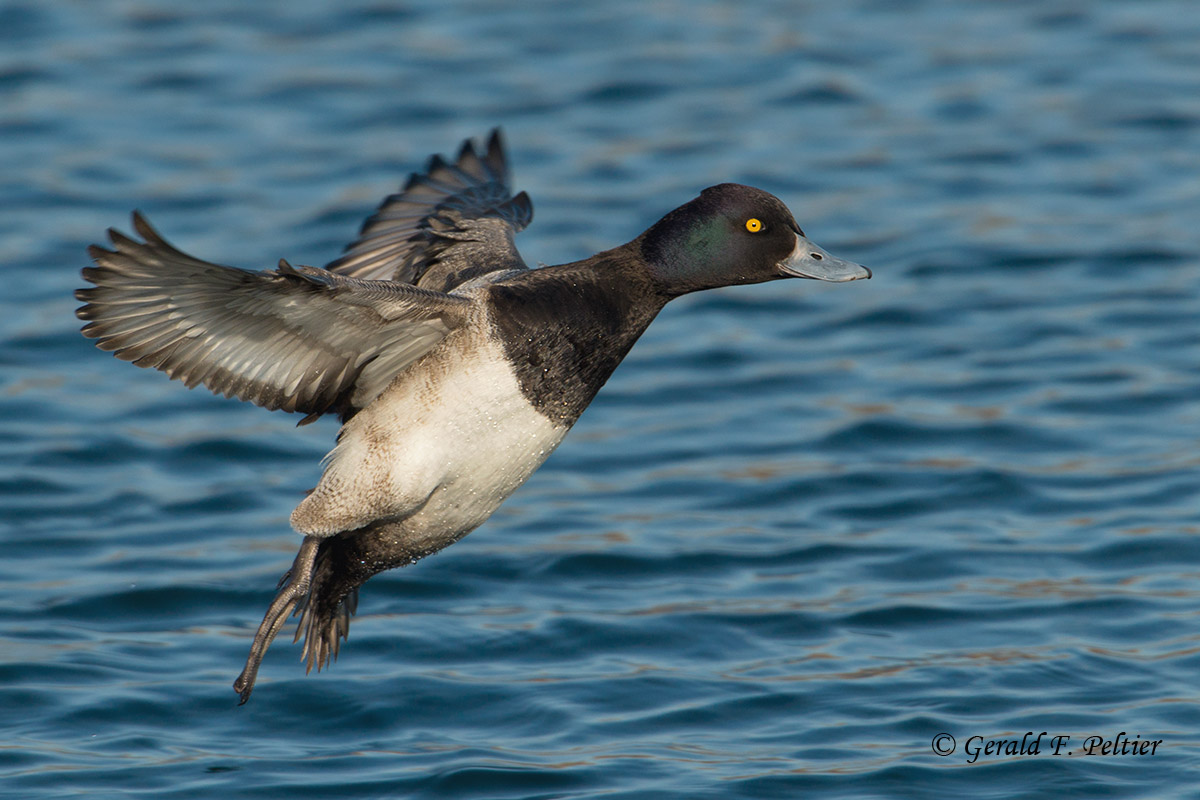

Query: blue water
[[3, 0, 1200, 797]]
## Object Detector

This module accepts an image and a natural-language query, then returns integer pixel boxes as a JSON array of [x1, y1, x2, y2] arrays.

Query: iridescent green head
[[639, 183, 870, 296]]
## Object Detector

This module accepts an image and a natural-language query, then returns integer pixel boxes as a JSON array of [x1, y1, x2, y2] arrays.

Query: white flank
[[290, 328, 568, 554]]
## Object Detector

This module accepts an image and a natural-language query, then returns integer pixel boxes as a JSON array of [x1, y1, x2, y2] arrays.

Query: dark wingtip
[[401, 170, 421, 191], [131, 210, 157, 241], [484, 128, 506, 176], [427, 153, 448, 173], [503, 190, 534, 231], [456, 138, 473, 162]]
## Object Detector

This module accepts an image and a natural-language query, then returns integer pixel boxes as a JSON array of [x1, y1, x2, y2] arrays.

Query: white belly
[[290, 331, 568, 550]]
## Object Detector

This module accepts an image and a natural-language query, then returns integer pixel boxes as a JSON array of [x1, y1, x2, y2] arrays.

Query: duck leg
[[233, 535, 321, 704]]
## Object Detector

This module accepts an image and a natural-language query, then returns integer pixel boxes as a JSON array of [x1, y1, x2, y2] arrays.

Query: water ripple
[[4, 0, 1200, 797]]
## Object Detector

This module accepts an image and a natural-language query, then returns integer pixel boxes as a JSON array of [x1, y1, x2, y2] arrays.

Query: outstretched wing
[[77, 213, 471, 422], [326, 128, 533, 290]]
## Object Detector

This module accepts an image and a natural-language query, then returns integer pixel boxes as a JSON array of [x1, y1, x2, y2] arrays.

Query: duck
[[76, 130, 870, 703]]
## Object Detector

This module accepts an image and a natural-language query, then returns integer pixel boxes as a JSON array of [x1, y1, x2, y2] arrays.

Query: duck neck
[[486, 250, 671, 425]]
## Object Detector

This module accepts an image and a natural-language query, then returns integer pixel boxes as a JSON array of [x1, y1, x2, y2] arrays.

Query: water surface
[[3, 1, 1200, 797]]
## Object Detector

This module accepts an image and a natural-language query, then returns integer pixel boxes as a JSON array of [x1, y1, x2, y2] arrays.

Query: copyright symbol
[[931, 733, 956, 756]]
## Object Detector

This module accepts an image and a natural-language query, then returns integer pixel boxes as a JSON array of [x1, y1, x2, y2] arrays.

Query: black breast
[[486, 254, 668, 424]]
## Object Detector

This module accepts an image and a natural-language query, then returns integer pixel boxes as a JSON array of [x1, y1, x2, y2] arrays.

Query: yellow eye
[[745, 218, 762, 233]]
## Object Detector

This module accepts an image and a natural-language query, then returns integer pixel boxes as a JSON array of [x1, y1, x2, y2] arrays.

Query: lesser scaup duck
[[77, 130, 870, 703]]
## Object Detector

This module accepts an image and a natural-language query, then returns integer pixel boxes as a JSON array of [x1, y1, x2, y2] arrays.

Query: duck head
[[638, 183, 870, 296]]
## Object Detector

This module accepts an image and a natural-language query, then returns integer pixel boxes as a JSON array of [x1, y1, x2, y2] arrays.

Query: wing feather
[[77, 213, 471, 421], [326, 129, 533, 289]]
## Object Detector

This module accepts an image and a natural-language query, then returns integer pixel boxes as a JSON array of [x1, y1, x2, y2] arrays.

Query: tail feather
[[296, 582, 359, 674]]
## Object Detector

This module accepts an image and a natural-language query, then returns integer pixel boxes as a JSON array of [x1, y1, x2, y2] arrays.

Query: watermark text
[[931, 731, 1162, 763]]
